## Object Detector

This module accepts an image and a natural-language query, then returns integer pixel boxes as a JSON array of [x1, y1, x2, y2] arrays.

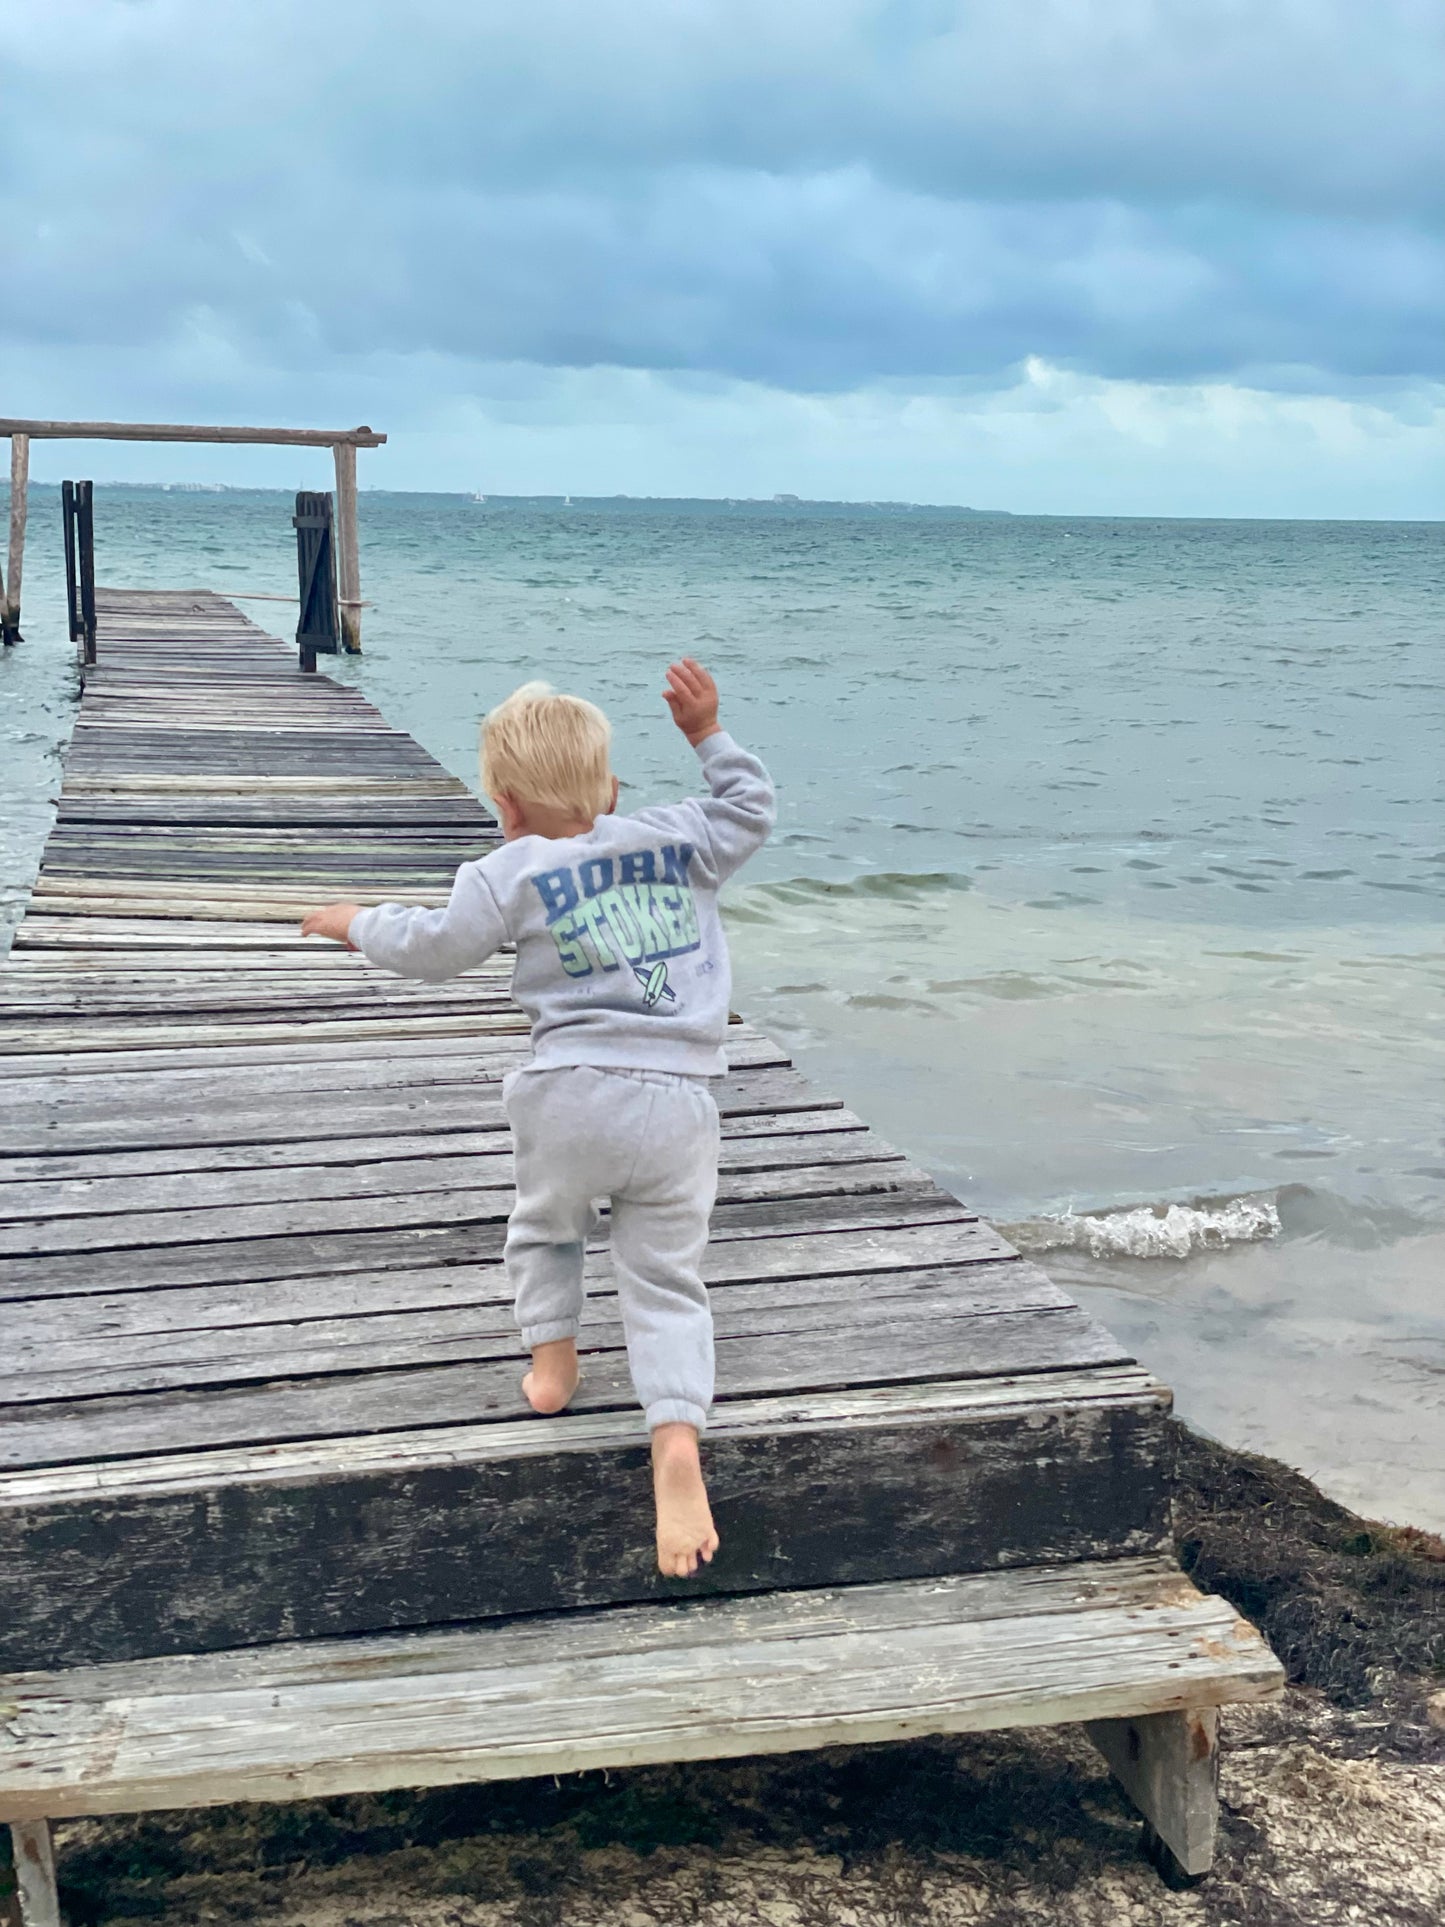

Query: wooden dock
[[0, 590, 1281, 1914]]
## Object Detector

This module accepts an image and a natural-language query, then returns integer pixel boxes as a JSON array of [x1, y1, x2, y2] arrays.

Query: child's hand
[[300, 903, 361, 948], [664, 657, 721, 746]]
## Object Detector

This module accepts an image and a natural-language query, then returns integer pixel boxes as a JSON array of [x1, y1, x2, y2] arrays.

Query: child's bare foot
[[651, 1422, 719, 1578], [522, 1338, 579, 1415]]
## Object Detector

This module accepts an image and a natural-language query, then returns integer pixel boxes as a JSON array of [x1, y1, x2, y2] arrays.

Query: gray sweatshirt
[[349, 732, 776, 1077]]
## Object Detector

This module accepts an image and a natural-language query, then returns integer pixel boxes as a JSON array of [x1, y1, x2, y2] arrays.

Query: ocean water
[[3, 489, 1442, 1526]]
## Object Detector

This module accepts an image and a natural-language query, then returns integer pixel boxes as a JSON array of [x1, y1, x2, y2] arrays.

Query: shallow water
[[3, 490, 1441, 1524]]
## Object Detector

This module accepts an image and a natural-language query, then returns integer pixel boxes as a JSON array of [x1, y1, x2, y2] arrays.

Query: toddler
[[301, 659, 775, 1577]]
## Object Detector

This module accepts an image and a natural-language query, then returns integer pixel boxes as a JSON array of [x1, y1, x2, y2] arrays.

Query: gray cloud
[[2, 1, 1441, 403]]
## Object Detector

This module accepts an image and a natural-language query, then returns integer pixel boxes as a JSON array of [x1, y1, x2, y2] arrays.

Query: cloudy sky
[[3, 1, 1441, 514]]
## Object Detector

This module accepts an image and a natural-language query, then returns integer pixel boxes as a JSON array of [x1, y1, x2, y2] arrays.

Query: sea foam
[[1005, 1194, 1282, 1261]]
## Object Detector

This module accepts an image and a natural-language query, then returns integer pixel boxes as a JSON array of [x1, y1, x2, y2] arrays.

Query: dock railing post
[[2, 432, 28, 645], [294, 490, 340, 673], [75, 480, 97, 669], [61, 482, 78, 644], [332, 441, 362, 653]]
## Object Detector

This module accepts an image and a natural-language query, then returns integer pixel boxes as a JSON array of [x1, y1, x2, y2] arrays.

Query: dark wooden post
[[293, 490, 340, 673], [61, 481, 79, 642], [75, 480, 97, 668], [61, 479, 97, 667]]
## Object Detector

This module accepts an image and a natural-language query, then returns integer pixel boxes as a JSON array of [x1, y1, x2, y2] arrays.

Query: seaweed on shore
[[1172, 1421, 1445, 1706]]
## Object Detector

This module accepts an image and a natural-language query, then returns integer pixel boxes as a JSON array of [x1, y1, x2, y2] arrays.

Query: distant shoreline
[[10, 483, 1440, 524], [30, 481, 1015, 516]]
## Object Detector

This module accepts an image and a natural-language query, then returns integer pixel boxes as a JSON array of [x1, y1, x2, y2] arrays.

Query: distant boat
[[563, 494, 573, 507], [471, 491, 486, 503]]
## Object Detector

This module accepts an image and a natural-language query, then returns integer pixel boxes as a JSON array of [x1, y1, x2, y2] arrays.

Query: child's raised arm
[[660, 656, 775, 883]]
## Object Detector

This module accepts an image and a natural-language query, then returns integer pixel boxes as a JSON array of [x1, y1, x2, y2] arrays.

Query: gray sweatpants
[[502, 1063, 720, 1434]]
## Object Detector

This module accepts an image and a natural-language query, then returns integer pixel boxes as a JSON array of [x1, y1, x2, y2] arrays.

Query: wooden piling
[[8, 1819, 60, 1927], [332, 442, 362, 653], [60, 482, 78, 645], [73, 481, 97, 669], [2, 434, 26, 646]]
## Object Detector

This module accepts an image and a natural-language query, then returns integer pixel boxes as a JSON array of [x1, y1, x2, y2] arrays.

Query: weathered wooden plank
[[0, 1552, 1211, 1691], [31, 874, 458, 901], [0, 1026, 539, 1080], [0, 1013, 534, 1053], [0, 1385, 1172, 1670], [42, 821, 484, 840], [0, 985, 520, 1017], [4, 1259, 1044, 1352], [0, 1158, 929, 1256], [0, 1559, 1279, 1821], [1, 1264, 1068, 1403], [2, 955, 506, 982], [0, 1109, 850, 1187], [0, 418, 385, 445], [0, 984, 520, 1018], [0, 1019, 765, 1081], [0, 1304, 1123, 1470], [56, 776, 471, 794], [23, 892, 451, 922], [0, 1128, 892, 1220], [0, 1560, 1278, 1826], [0, 1063, 839, 1152], [4, 1028, 773, 1082], [0, 982, 518, 1015], [52, 800, 475, 818], [12, 916, 391, 947], [0, 1114, 853, 1185], [0, 1370, 1163, 1500], [0, 1197, 989, 1301]]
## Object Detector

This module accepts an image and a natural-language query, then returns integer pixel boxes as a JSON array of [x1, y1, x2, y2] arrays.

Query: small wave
[[1005, 1193, 1282, 1260], [734, 871, 974, 912]]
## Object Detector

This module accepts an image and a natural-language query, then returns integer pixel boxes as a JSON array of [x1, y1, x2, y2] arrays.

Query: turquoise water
[[3, 489, 1442, 1524]]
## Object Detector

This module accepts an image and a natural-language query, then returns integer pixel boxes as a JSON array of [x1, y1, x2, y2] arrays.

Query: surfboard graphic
[[634, 960, 676, 1008]]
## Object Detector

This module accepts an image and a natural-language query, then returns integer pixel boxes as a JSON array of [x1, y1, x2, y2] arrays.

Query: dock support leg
[[1085, 1706, 1218, 1886], [3, 432, 27, 645], [8, 1821, 60, 1927], [332, 440, 362, 654]]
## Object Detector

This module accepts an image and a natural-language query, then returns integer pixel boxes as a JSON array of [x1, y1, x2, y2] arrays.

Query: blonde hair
[[480, 681, 613, 819]]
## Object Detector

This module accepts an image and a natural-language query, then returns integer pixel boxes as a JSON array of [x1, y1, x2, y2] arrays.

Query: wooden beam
[[0, 420, 385, 448], [1086, 1707, 1219, 1882], [2, 434, 26, 645], [332, 442, 362, 652], [0, 1563, 1282, 1826], [7, 1820, 60, 1927]]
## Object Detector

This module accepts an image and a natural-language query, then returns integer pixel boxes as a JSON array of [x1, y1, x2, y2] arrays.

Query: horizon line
[[9, 481, 1440, 525]]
